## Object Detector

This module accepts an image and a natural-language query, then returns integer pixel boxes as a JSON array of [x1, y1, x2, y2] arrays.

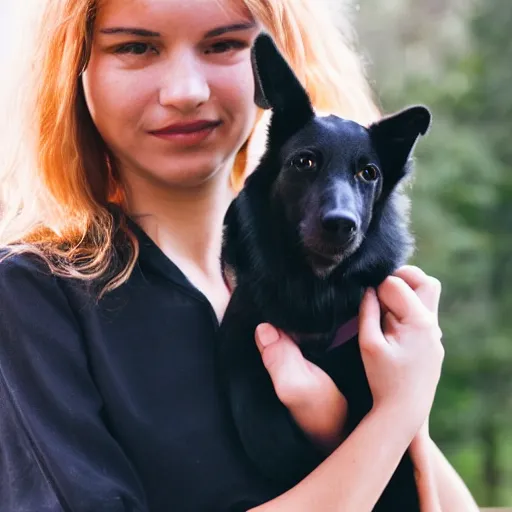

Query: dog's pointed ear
[[252, 33, 314, 122], [369, 105, 432, 174]]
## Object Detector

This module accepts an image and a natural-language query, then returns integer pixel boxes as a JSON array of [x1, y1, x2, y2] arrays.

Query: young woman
[[0, 0, 479, 510]]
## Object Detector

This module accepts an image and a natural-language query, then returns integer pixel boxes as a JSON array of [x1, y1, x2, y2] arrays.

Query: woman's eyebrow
[[203, 21, 257, 38], [99, 27, 160, 37], [98, 21, 256, 39]]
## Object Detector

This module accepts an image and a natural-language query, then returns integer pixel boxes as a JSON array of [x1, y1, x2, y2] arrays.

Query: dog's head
[[250, 34, 431, 277]]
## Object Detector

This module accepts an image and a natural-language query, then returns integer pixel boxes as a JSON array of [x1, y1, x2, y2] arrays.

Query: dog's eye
[[290, 153, 317, 172], [356, 164, 379, 182]]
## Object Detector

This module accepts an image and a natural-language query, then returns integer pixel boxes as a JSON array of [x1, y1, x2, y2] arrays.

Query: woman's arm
[[410, 424, 443, 512], [250, 404, 419, 512], [409, 427, 479, 512], [256, 266, 478, 511], [253, 271, 445, 511], [397, 266, 479, 512], [0, 255, 148, 511], [429, 438, 479, 511]]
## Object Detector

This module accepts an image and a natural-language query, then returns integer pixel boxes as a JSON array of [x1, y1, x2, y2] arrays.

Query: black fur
[[217, 33, 432, 510]]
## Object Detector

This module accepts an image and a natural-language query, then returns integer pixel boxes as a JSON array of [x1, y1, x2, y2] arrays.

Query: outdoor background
[[352, 0, 512, 506], [0, 0, 511, 507]]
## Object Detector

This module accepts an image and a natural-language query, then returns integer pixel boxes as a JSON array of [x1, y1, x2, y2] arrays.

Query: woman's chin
[[135, 159, 231, 190]]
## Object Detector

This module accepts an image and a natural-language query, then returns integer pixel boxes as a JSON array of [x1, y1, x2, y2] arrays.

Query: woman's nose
[[159, 51, 210, 113]]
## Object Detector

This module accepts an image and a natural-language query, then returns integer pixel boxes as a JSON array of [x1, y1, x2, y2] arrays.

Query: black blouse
[[0, 215, 276, 512]]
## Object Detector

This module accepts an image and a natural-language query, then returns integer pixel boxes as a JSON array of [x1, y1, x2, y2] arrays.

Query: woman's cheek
[[209, 56, 255, 104], [85, 59, 148, 117]]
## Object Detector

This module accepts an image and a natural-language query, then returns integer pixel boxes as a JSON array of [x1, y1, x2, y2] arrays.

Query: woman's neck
[[126, 174, 234, 272], [122, 169, 235, 320]]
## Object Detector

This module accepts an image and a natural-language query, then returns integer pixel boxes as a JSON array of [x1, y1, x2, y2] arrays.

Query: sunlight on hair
[[0, 0, 45, 220], [0, 0, 43, 121]]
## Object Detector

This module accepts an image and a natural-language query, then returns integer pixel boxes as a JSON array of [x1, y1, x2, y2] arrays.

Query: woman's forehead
[[95, 0, 255, 29]]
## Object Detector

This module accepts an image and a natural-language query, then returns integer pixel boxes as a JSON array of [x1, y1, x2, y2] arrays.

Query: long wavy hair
[[0, 0, 379, 296]]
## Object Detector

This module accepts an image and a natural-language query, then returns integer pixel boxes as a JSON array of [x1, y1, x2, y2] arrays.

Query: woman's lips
[[150, 120, 222, 145]]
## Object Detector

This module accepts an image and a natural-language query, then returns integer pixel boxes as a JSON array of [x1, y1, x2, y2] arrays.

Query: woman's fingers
[[376, 275, 431, 326], [255, 323, 348, 451], [358, 272, 445, 427], [358, 288, 387, 347], [393, 265, 442, 319], [255, 323, 343, 407], [255, 323, 303, 374], [255, 323, 314, 405], [255, 323, 280, 352]]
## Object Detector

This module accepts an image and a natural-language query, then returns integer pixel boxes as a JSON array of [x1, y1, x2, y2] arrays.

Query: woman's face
[[82, 0, 260, 189]]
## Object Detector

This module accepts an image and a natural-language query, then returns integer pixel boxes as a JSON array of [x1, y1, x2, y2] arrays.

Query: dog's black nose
[[321, 211, 358, 239]]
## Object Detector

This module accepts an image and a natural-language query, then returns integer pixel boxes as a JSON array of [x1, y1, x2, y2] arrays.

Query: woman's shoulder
[[0, 247, 90, 364], [0, 248, 64, 298], [0, 248, 81, 321], [0, 248, 55, 285], [0, 246, 126, 325], [0, 247, 97, 291]]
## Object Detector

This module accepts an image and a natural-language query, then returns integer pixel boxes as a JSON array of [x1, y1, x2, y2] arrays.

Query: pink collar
[[327, 316, 359, 351]]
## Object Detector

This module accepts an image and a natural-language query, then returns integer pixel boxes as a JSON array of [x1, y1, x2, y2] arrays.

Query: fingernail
[[365, 287, 376, 298], [256, 323, 280, 347]]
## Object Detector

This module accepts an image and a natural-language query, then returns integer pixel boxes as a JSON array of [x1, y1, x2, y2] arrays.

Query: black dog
[[217, 34, 432, 511]]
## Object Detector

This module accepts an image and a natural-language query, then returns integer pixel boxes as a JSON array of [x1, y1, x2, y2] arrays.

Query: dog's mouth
[[306, 244, 346, 261], [301, 232, 362, 276], [306, 249, 341, 269]]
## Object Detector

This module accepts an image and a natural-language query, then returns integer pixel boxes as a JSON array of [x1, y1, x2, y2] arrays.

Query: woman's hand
[[393, 266, 443, 511], [254, 323, 347, 453], [359, 265, 444, 433], [393, 265, 441, 445], [253, 265, 444, 453]]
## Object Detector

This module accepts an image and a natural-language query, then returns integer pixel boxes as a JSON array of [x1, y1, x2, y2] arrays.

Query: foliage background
[[352, 0, 512, 506]]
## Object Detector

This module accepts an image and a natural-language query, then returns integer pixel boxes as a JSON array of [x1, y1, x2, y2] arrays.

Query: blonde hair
[[0, 0, 379, 295]]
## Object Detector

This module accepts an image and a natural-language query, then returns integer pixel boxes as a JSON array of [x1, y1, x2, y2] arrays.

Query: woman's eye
[[114, 42, 158, 56], [356, 164, 380, 182], [204, 40, 248, 55], [290, 153, 318, 172]]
